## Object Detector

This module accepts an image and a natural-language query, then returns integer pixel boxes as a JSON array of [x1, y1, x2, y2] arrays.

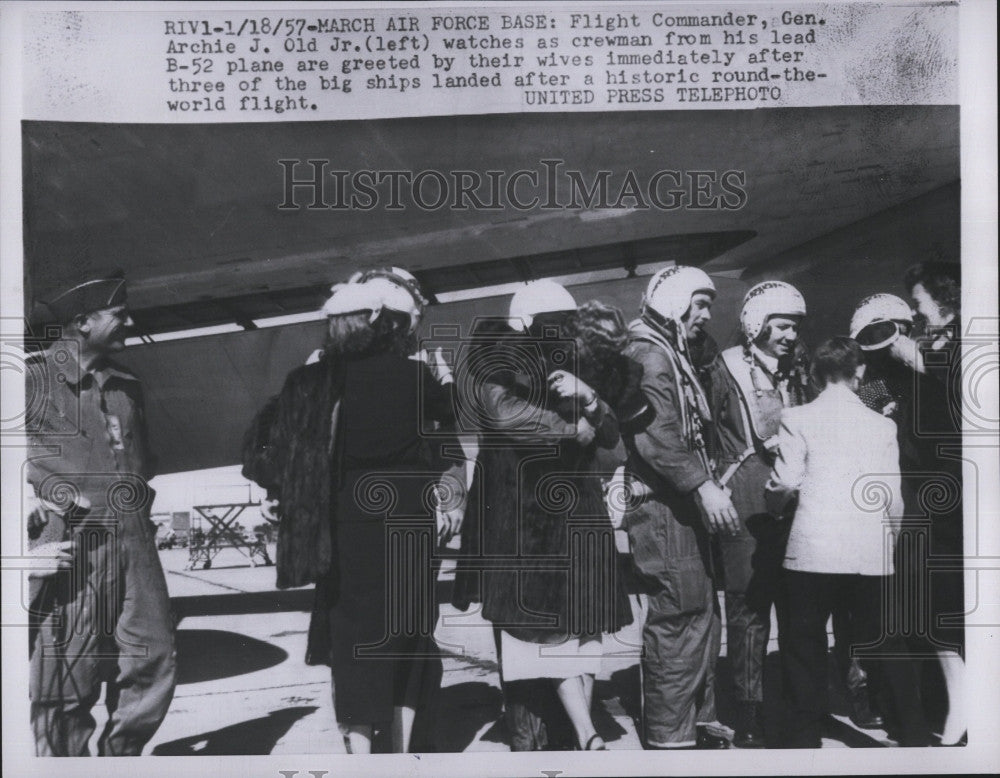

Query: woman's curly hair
[[323, 310, 415, 358], [566, 300, 630, 399], [905, 261, 961, 321]]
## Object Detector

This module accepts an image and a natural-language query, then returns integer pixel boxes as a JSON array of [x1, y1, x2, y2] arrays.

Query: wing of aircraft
[[21, 106, 959, 474]]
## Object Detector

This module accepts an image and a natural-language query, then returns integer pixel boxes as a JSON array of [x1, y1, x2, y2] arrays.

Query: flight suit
[[623, 339, 720, 748], [704, 347, 799, 709], [26, 343, 176, 756]]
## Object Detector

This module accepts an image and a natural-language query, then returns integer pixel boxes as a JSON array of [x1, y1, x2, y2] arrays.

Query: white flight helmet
[[850, 293, 914, 350], [507, 280, 577, 332], [322, 275, 424, 334], [642, 265, 716, 325], [346, 266, 428, 306], [740, 281, 807, 342]]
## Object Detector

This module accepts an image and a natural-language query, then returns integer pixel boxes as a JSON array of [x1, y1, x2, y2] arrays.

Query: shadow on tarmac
[[172, 589, 313, 622], [175, 629, 289, 684], [161, 569, 949, 750], [152, 707, 318, 755], [423, 681, 504, 752]]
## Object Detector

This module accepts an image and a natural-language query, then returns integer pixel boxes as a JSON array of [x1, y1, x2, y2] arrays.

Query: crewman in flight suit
[[703, 281, 811, 747], [623, 265, 737, 750], [25, 270, 176, 755]]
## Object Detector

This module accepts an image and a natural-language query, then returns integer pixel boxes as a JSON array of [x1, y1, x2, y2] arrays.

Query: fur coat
[[242, 356, 343, 589]]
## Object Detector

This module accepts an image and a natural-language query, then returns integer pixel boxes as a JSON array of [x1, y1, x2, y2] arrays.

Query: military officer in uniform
[[25, 270, 176, 756]]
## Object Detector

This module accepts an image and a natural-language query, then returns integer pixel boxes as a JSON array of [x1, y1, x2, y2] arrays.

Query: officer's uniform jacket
[[25, 342, 172, 709], [27, 342, 156, 511]]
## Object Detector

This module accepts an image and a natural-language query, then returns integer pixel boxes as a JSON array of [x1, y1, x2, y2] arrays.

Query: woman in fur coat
[[243, 269, 464, 754], [452, 292, 640, 751]]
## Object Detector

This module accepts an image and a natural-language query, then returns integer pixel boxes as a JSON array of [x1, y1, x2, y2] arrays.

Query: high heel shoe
[[584, 734, 607, 750], [933, 732, 967, 747]]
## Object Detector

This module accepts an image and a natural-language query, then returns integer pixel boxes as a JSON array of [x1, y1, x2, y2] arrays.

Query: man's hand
[[434, 474, 467, 545], [437, 506, 465, 546], [27, 494, 92, 539], [28, 540, 75, 579], [430, 347, 455, 386], [888, 334, 925, 373], [575, 417, 596, 446], [696, 480, 740, 535], [762, 435, 781, 455], [26, 499, 50, 540]]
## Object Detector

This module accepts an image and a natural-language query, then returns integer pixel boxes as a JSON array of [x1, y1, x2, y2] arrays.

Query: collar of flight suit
[[749, 343, 782, 377]]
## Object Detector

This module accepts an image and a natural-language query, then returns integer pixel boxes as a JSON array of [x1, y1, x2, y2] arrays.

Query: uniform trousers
[[30, 517, 177, 756]]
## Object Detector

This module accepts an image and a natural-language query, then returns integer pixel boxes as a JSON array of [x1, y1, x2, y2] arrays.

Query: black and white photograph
[[1, 2, 997, 776]]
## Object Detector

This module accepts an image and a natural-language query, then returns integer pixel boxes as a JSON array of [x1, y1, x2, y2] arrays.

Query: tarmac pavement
[[122, 546, 902, 754]]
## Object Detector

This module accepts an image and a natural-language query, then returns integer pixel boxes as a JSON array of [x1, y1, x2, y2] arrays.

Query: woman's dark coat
[[452, 336, 638, 641]]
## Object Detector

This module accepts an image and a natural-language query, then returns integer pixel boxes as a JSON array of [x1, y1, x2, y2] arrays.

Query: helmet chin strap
[[642, 302, 670, 330], [642, 303, 692, 351]]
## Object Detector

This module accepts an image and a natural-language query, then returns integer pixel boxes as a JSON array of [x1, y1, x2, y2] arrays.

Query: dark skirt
[[894, 499, 964, 657], [309, 469, 442, 724]]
